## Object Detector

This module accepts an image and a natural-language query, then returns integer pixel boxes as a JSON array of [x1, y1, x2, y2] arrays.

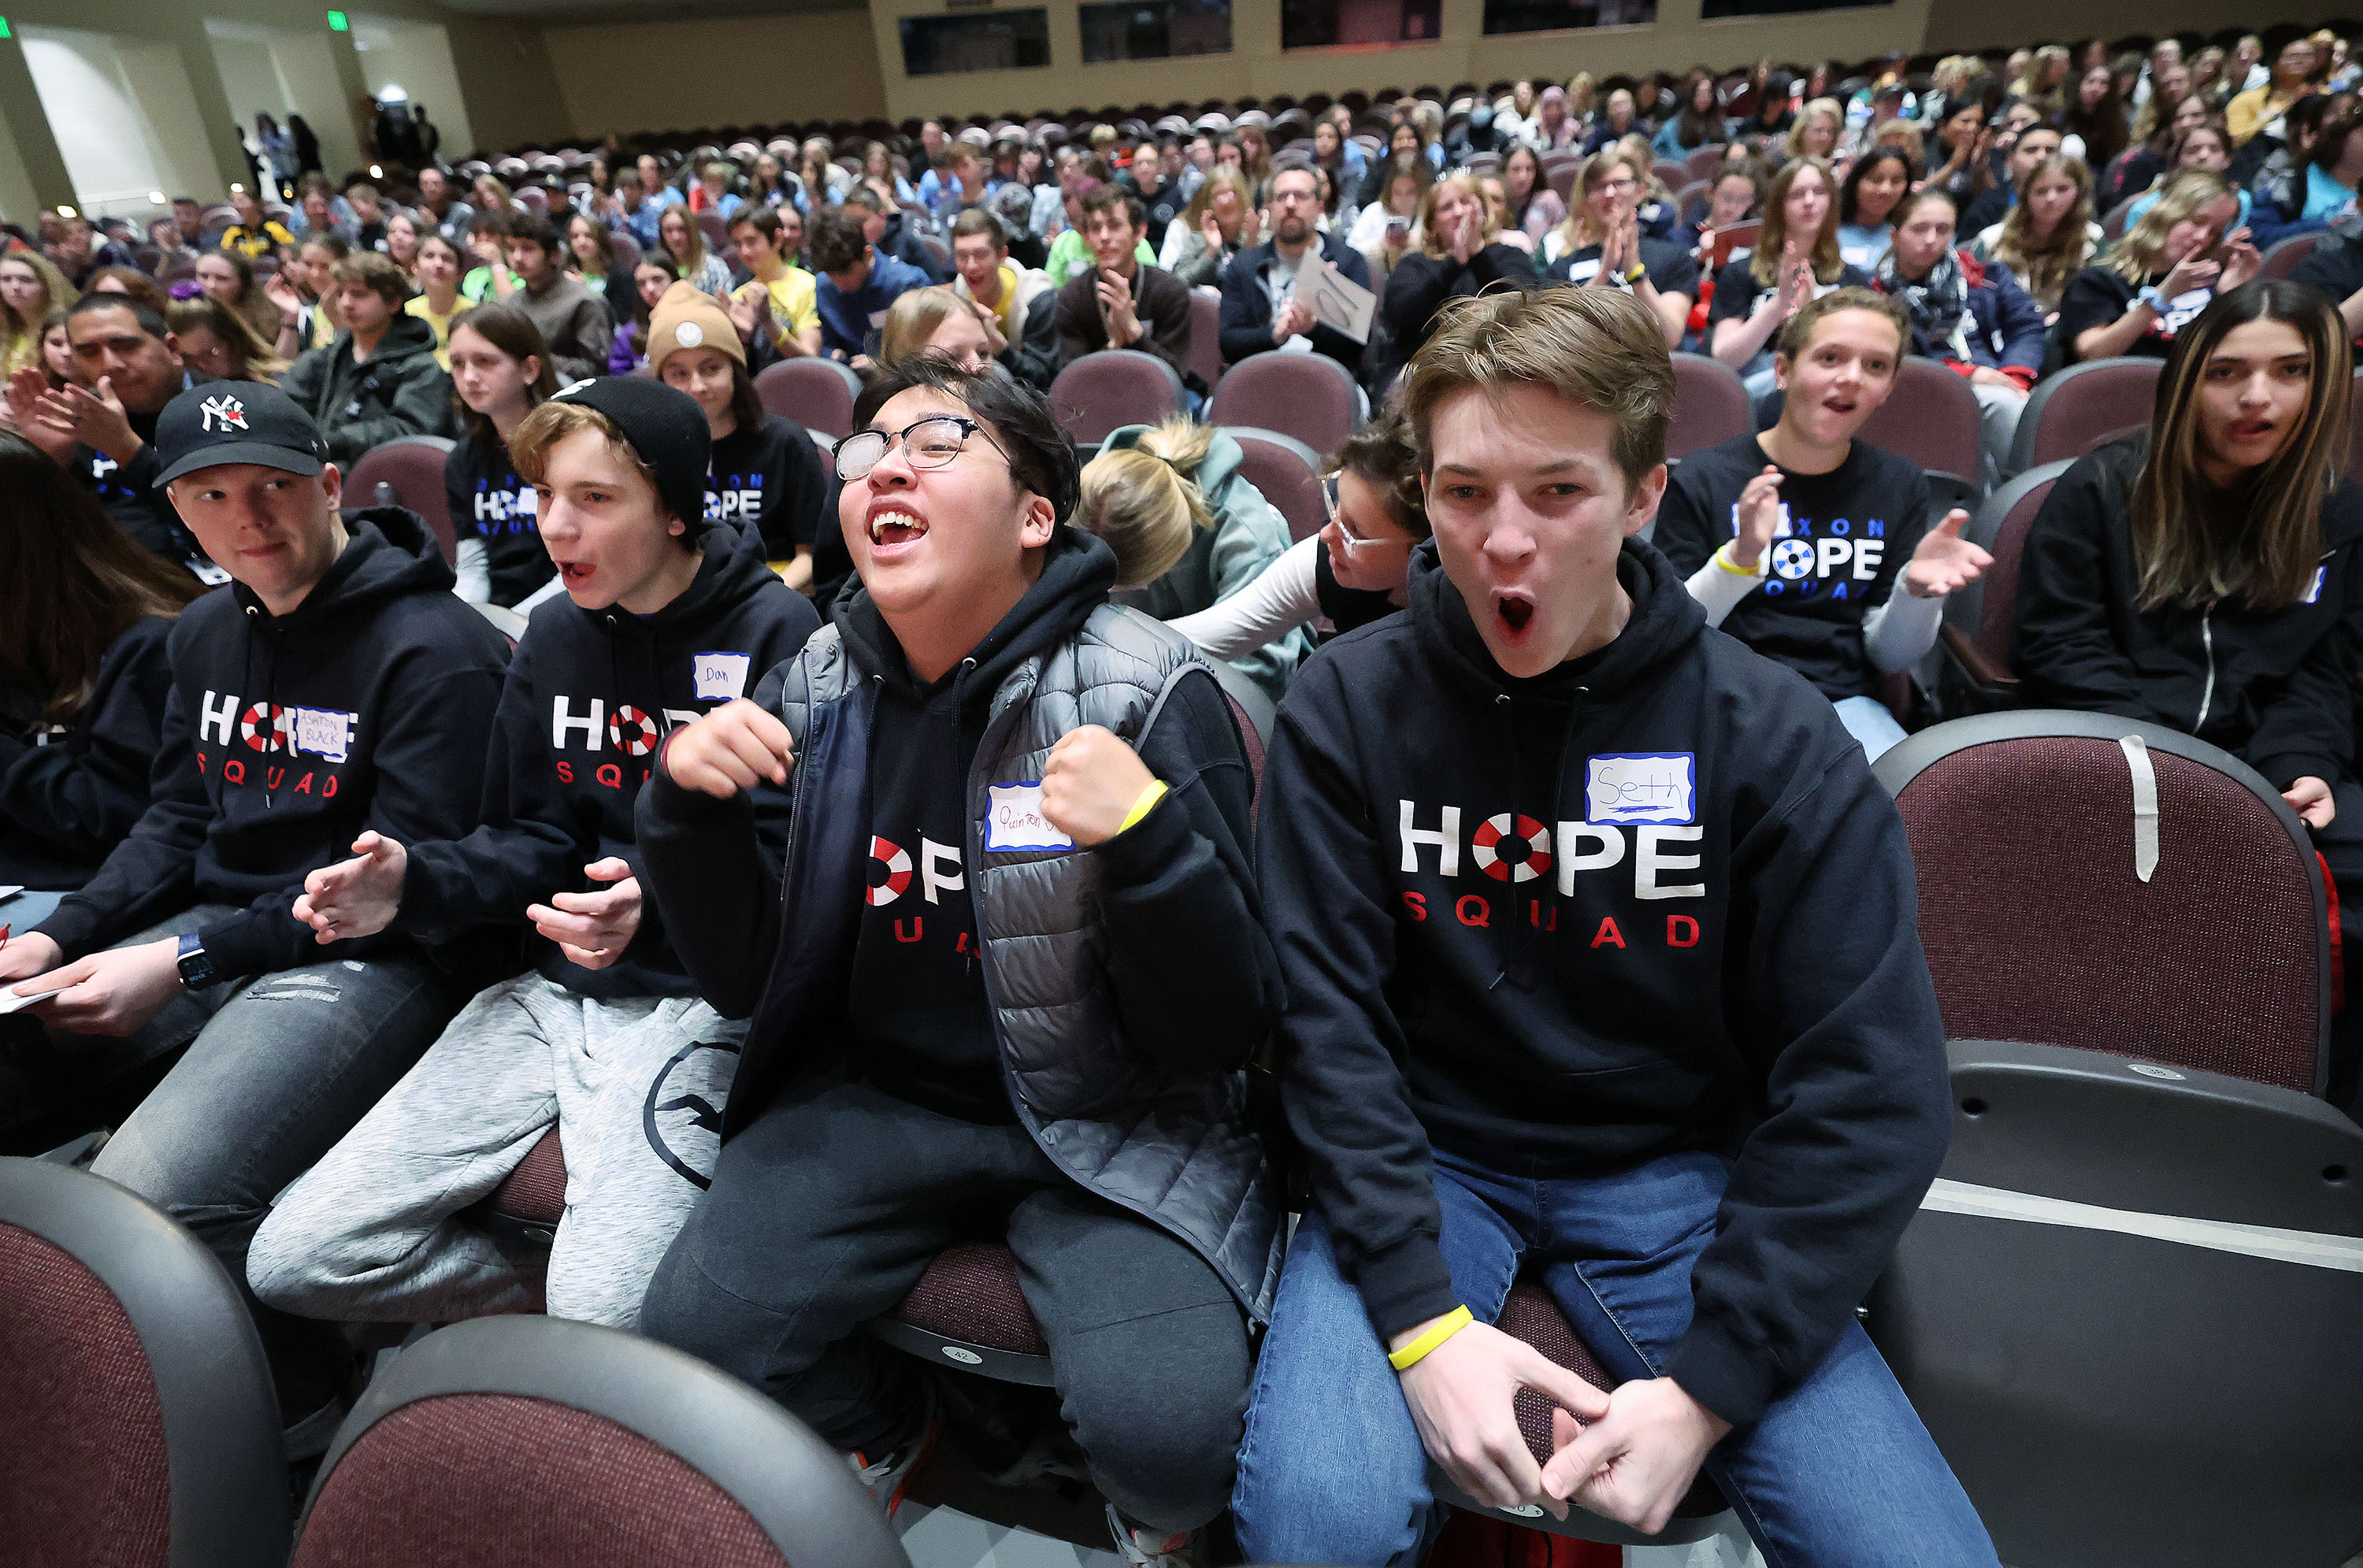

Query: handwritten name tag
[[1586, 753, 1697, 826], [985, 781, 1074, 851], [293, 707, 357, 764], [693, 651, 752, 702]]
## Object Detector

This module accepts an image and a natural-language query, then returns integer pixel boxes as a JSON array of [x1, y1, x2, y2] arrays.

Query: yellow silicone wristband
[[1388, 1305, 1475, 1371], [1118, 779, 1169, 835], [1713, 542, 1759, 576]]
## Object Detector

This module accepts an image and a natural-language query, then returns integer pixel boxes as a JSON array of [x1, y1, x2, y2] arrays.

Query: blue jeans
[[1232, 1147, 1998, 1568], [1833, 694, 1909, 762]]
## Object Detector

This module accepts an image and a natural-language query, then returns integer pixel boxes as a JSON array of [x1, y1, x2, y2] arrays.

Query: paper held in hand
[[1299, 249, 1376, 345], [0, 984, 65, 1017]]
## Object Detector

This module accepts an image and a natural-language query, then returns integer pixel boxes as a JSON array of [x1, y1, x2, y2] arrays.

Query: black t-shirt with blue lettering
[[444, 428, 553, 608], [1654, 432, 1931, 700], [706, 414, 829, 563]]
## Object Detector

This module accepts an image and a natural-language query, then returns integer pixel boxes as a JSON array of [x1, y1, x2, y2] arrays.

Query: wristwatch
[[176, 930, 217, 989]]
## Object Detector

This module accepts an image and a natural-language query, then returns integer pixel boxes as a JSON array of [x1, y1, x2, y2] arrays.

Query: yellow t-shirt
[[404, 293, 476, 370], [742, 267, 821, 344], [979, 264, 1021, 334]]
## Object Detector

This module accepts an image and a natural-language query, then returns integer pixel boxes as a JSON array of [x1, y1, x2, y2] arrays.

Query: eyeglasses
[[1322, 475, 1411, 551], [833, 415, 1006, 482]]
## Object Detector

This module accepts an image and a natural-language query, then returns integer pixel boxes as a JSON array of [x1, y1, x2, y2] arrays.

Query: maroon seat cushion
[[489, 1129, 567, 1225], [0, 1222, 172, 1568], [890, 1243, 1049, 1355], [1899, 736, 2322, 1091], [292, 1394, 785, 1568], [1495, 1282, 1728, 1518]]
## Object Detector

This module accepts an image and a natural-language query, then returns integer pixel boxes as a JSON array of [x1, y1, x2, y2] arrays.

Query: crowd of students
[[2, 24, 2362, 1568]]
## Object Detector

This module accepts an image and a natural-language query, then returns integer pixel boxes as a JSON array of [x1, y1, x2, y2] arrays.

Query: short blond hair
[[1401, 287, 1673, 491]]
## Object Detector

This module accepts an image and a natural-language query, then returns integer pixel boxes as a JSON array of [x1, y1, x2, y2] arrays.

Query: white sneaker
[[849, 1401, 940, 1520], [1104, 1503, 1199, 1568]]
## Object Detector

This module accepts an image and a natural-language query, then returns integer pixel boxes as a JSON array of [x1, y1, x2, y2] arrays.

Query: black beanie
[[547, 376, 714, 537]]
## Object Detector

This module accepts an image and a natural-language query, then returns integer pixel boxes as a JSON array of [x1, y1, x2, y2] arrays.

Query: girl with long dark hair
[[444, 306, 561, 609], [0, 431, 204, 890]]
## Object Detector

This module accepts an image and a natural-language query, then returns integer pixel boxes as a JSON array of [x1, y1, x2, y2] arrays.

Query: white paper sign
[[693, 651, 753, 702], [985, 781, 1074, 851], [293, 707, 356, 764], [1300, 249, 1376, 346], [1586, 753, 1698, 826]]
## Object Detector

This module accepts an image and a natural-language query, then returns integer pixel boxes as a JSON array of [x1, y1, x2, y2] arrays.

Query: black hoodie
[[396, 529, 820, 1001], [2012, 435, 2363, 791], [35, 510, 510, 980], [636, 528, 1278, 1125], [444, 428, 555, 609], [1258, 537, 1952, 1429], [0, 616, 178, 891], [280, 313, 453, 465]]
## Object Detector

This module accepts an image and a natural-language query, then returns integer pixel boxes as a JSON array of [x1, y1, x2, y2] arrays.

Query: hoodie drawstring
[[1487, 687, 1590, 993]]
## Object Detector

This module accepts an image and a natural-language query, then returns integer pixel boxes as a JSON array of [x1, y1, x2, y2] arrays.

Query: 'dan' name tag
[[985, 781, 1074, 851]]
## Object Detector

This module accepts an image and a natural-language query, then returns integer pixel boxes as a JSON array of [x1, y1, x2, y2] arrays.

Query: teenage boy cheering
[[0, 382, 510, 1435], [1054, 187, 1203, 402], [1655, 288, 1990, 762], [632, 358, 1282, 1566], [1232, 289, 1997, 1566], [949, 209, 1060, 390], [248, 377, 821, 1329], [727, 206, 825, 360]]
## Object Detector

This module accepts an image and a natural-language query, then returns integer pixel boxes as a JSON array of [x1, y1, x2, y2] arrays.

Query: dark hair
[[0, 430, 205, 728], [1330, 406, 1430, 539], [506, 213, 560, 256], [807, 210, 871, 273], [329, 250, 413, 308], [1078, 184, 1144, 230], [723, 358, 767, 438], [840, 186, 888, 216], [299, 231, 351, 263], [2311, 99, 2363, 172], [80, 266, 171, 318], [67, 291, 169, 340], [854, 356, 1079, 525], [447, 303, 559, 449], [729, 205, 788, 253], [1839, 147, 1916, 225]]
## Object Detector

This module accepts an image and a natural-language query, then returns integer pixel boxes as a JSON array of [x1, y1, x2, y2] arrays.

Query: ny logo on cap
[[199, 395, 250, 432]]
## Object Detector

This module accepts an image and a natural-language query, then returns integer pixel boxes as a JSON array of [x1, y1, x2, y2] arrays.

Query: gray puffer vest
[[762, 603, 1284, 1320]]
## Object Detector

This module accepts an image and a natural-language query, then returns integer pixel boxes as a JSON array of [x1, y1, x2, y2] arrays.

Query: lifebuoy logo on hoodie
[[193, 690, 358, 792], [1396, 753, 1708, 949]]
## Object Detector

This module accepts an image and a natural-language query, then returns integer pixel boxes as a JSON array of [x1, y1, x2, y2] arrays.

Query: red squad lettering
[[595, 762, 624, 789], [1401, 891, 1427, 921], [1455, 895, 1490, 928], [1590, 916, 1626, 949], [1667, 914, 1700, 947]]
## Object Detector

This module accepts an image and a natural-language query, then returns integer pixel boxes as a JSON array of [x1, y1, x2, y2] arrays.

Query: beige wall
[[541, 11, 889, 140], [1923, 0, 2340, 52]]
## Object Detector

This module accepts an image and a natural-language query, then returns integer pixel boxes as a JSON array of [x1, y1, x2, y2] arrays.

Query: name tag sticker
[[692, 651, 753, 702], [1586, 753, 1697, 826], [293, 707, 357, 764], [985, 781, 1074, 851]]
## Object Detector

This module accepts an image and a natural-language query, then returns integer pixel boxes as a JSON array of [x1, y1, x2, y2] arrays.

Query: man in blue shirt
[[808, 209, 931, 361]]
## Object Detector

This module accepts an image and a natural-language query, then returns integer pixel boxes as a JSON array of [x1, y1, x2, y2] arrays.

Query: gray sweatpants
[[247, 972, 744, 1329]]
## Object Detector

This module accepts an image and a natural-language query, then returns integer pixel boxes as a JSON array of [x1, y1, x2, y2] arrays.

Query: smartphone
[[1385, 215, 1410, 244]]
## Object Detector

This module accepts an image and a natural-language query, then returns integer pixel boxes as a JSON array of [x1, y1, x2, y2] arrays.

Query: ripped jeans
[[84, 904, 469, 1415]]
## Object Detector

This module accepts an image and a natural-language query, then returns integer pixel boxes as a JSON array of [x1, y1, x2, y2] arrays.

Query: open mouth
[[2229, 419, 2276, 440], [558, 561, 595, 586], [868, 507, 929, 548], [1497, 592, 1535, 635]]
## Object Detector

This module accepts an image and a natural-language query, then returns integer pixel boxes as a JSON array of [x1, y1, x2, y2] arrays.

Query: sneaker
[[1105, 1503, 1199, 1568], [849, 1399, 940, 1520]]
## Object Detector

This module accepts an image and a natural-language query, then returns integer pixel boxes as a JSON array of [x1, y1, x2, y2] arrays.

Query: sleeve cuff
[[196, 906, 302, 981], [32, 899, 102, 960], [1352, 1230, 1463, 1344], [1093, 780, 1190, 885], [2247, 753, 2340, 795], [1664, 1318, 1782, 1430]]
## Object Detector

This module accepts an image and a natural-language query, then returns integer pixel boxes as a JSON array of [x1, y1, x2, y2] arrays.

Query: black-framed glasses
[[833, 416, 1004, 482]]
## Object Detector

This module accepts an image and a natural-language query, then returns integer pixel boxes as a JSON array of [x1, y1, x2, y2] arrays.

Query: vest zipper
[[2196, 607, 2216, 730]]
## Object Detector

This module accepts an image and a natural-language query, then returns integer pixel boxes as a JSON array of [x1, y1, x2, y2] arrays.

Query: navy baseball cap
[[151, 381, 331, 487]]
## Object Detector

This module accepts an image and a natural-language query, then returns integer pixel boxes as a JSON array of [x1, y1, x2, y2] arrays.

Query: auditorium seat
[[1869, 713, 2363, 1568], [2005, 357, 2160, 477], [1684, 144, 1728, 182], [1425, 1281, 1733, 1548], [291, 1316, 909, 1568], [0, 1156, 289, 1568], [753, 358, 862, 440], [1667, 351, 1751, 462], [1187, 288, 1224, 393], [1855, 357, 1983, 494], [1227, 426, 1329, 543], [1210, 353, 1363, 457], [1048, 350, 1183, 443], [1936, 458, 2069, 714], [349, 435, 459, 566], [2260, 230, 2323, 280]]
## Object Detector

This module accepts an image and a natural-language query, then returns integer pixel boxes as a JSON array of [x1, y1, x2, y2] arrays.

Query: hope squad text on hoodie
[[35, 510, 511, 980], [1258, 538, 1953, 1429], [396, 529, 821, 1002]]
